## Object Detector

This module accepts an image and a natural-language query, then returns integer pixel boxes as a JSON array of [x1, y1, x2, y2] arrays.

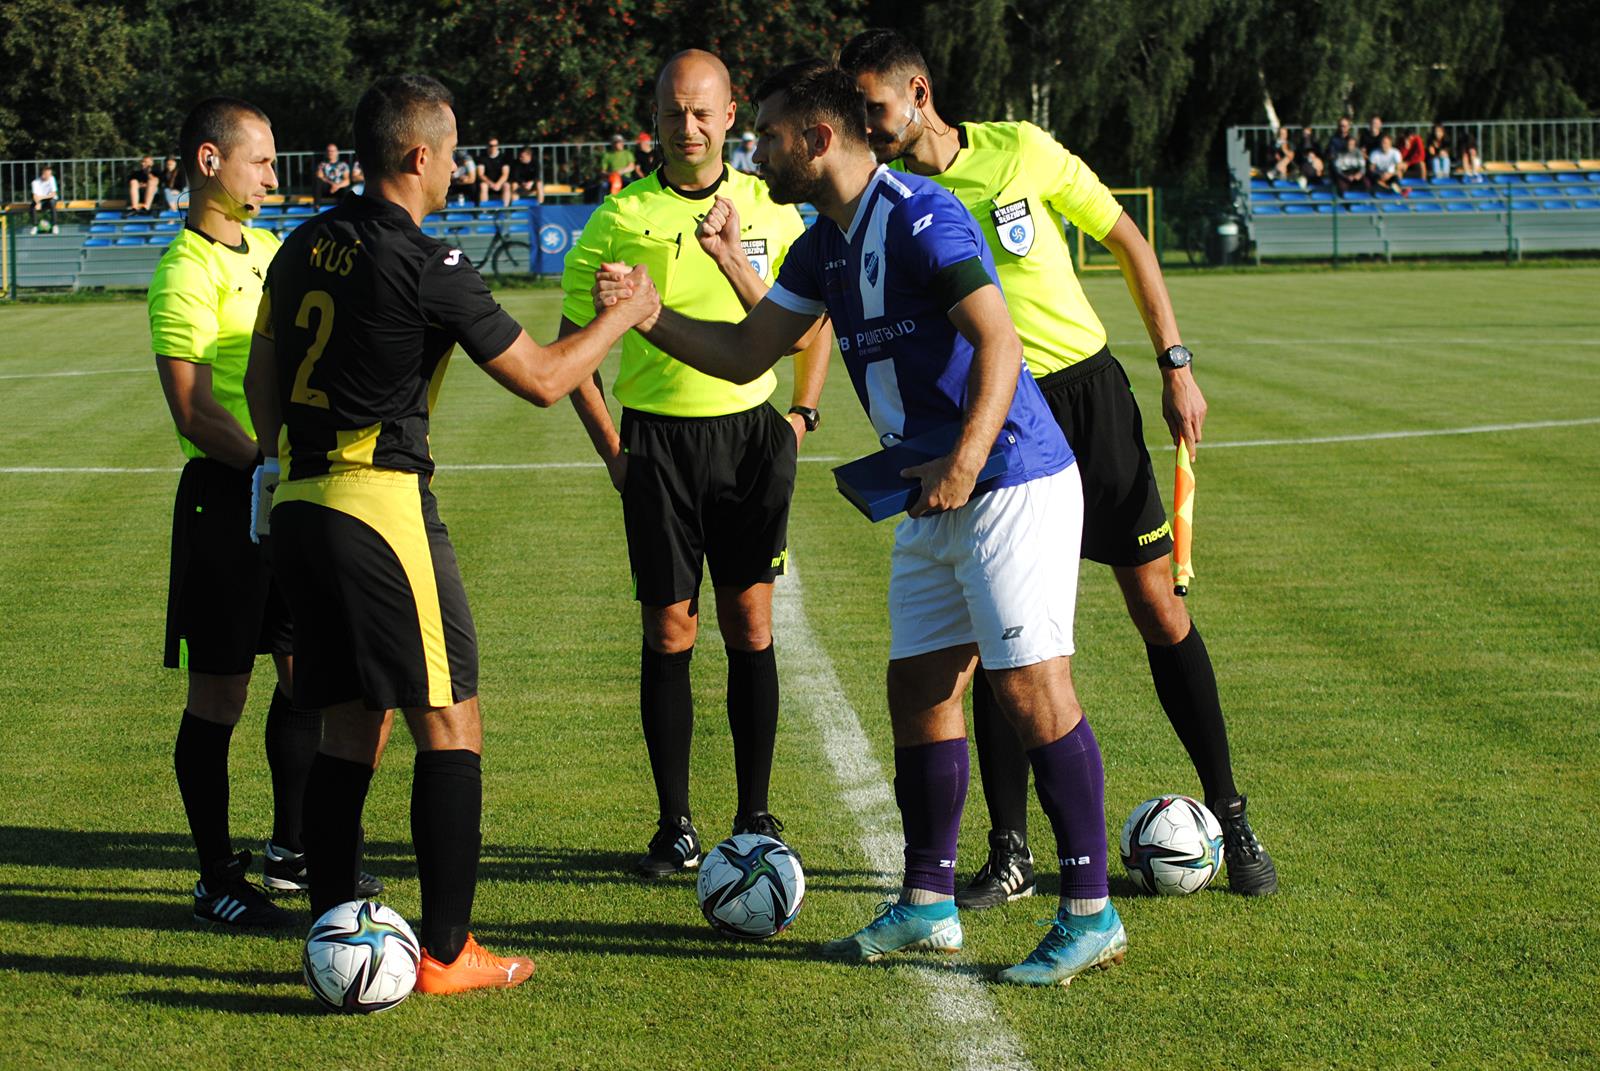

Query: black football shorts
[[164, 457, 292, 675], [1037, 348, 1174, 567], [270, 470, 478, 711], [619, 403, 797, 606]]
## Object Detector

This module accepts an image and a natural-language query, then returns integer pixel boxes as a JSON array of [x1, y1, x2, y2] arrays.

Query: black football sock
[[412, 749, 481, 964], [1146, 624, 1239, 805], [726, 644, 779, 818], [301, 752, 373, 917], [641, 644, 694, 821], [174, 710, 235, 875], [263, 686, 321, 852], [970, 669, 1032, 840]]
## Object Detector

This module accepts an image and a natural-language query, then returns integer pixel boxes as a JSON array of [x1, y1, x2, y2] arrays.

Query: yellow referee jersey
[[148, 224, 282, 458], [561, 167, 805, 417], [897, 121, 1123, 377]]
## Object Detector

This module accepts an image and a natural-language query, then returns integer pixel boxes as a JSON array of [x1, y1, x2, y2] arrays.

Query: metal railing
[[1, 142, 620, 207], [1229, 118, 1600, 176]]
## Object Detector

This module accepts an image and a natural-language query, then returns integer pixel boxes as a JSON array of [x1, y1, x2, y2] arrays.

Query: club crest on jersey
[[741, 237, 770, 279], [992, 198, 1035, 257], [864, 250, 881, 287]]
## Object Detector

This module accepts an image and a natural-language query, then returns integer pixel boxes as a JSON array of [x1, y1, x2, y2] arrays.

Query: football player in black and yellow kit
[[244, 74, 658, 994], [560, 50, 833, 878], [150, 97, 377, 928], [842, 31, 1277, 902]]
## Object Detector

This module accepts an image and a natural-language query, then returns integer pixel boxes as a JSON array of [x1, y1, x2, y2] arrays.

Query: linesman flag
[[1173, 439, 1195, 597]]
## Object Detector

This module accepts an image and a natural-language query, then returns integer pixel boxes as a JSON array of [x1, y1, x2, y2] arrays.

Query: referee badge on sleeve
[[992, 199, 1035, 257], [741, 238, 770, 280]]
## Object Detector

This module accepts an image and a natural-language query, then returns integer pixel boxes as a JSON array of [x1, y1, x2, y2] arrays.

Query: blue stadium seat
[[1250, 179, 1274, 191], [147, 235, 170, 245], [1539, 200, 1574, 210], [1510, 199, 1541, 210], [1443, 201, 1475, 212], [1253, 204, 1283, 215], [93, 211, 121, 220], [513, 197, 541, 207], [1342, 190, 1373, 201], [472, 224, 496, 234], [123, 223, 152, 234], [159, 210, 183, 219], [1252, 193, 1275, 203], [285, 205, 314, 215], [1283, 205, 1317, 215], [1315, 204, 1336, 214], [88, 223, 114, 234], [1554, 173, 1585, 184], [1345, 203, 1376, 214], [1584, 172, 1600, 182], [1574, 199, 1600, 209], [154, 221, 180, 232], [114, 236, 146, 246], [84, 237, 111, 247], [421, 226, 443, 237], [1434, 187, 1469, 199], [1490, 174, 1519, 185], [1473, 201, 1503, 211], [1409, 202, 1443, 213], [1308, 190, 1335, 201]]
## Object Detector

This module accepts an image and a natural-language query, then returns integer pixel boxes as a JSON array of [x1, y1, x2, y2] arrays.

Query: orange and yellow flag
[[1173, 440, 1195, 596]]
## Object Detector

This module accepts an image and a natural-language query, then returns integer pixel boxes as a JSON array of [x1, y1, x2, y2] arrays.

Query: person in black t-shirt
[[129, 155, 160, 214], [511, 147, 543, 202], [477, 137, 512, 206]]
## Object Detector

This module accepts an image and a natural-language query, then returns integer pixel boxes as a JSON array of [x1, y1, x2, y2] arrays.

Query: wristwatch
[[788, 406, 820, 431], [1157, 344, 1193, 370]]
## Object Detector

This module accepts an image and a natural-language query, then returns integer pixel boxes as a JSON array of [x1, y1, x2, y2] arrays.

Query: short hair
[[179, 97, 270, 182], [354, 74, 455, 181], [838, 29, 930, 83], [752, 60, 868, 146]]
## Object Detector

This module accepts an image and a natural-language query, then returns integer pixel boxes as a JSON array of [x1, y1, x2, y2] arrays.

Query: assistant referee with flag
[[842, 30, 1278, 899], [560, 49, 833, 878]]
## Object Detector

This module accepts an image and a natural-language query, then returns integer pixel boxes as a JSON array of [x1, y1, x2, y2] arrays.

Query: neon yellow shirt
[[561, 167, 804, 416], [898, 121, 1123, 376], [148, 224, 281, 458]]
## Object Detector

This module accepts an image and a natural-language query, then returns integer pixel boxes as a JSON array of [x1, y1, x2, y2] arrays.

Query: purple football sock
[[894, 737, 970, 896], [1028, 718, 1109, 901]]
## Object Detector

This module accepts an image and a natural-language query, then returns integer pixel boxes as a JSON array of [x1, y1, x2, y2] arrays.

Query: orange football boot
[[415, 933, 535, 994]]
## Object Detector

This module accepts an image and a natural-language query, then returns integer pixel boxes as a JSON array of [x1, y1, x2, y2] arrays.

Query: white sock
[[901, 887, 954, 907], [1062, 896, 1109, 916]]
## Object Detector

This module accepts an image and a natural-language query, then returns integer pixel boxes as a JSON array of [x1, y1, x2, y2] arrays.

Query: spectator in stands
[[1326, 117, 1354, 168], [1367, 133, 1407, 196], [730, 130, 758, 174], [1293, 126, 1324, 185], [349, 158, 365, 196], [450, 147, 477, 204], [30, 165, 57, 232], [161, 156, 187, 213], [1333, 135, 1370, 195], [314, 143, 351, 205], [1427, 124, 1452, 180], [1359, 114, 1384, 156], [128, 155, 160, 214], [478, 137, 513, 206], [1269, 126, 1295, 181], [512, 146, 544, 202], [634, 131, 660, 175], [1398, 128, 1426, 181], [1457, 131, 1483, 181], [600, 133, 636, 193]]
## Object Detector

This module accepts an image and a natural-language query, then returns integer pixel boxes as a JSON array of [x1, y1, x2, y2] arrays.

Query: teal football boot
[[996, 903, 1126, 986], [819, 899, 963, 963]]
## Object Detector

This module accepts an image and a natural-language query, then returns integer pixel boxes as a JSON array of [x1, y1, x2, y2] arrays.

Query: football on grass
[[303, 900, 421, 1013], [1120, 795, 1224, 895], [697, 834, 805, 939]]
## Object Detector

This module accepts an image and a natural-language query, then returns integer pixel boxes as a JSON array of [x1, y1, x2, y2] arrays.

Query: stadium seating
[[1244, 166, 1600, 260]]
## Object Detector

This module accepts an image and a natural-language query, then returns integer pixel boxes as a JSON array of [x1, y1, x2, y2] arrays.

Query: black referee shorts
[[163, 457, 293, 675], [620, 403, 797, 606], [1037, 348, 1173, 567], [270, 471, 478, 712]]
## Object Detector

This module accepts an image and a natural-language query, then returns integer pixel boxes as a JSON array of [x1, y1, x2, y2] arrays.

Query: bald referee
[[245, 74, 657, 994], [842, 31, 1277, 898], [150, 97, 380, 929], [560, 49, 833, 878]]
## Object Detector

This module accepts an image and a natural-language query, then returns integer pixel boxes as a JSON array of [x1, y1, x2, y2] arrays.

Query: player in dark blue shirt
[[594, 60, 1125, 987]]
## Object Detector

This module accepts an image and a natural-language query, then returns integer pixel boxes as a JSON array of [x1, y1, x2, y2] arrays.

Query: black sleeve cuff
[[930, 257, 993, 312]]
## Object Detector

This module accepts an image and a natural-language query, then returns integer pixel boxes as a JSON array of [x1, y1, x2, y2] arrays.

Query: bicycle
[[472, 210, 531, 280]]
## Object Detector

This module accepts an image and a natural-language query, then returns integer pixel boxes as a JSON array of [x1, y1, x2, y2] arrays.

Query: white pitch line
[[773, 562, 1035, 1071], [2, 416, 1595, 476], [0, 367, 148, 380]]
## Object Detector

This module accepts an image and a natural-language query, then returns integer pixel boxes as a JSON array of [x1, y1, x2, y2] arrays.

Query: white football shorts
[[887, 462, 1082, 669]]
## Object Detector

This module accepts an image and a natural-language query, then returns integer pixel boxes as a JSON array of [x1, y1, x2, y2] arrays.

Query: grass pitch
[[1, 267, 1597, 1069]]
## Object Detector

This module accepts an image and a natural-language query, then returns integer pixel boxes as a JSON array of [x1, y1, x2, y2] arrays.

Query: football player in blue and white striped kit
[[594, 60, 1124, 987]]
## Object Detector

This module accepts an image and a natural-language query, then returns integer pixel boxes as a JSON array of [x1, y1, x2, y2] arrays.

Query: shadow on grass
[[475, 917, 824, 962], [0, 890, 306, 936], [125, 989, 321, 1017], [2, 951, 290, 987]]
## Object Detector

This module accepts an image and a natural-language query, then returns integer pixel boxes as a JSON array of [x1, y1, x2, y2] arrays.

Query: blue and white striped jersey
[[767, 166, 1071, 491]]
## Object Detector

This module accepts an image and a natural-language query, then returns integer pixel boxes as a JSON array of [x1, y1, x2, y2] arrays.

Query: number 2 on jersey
[[290, 290, 334, 409]]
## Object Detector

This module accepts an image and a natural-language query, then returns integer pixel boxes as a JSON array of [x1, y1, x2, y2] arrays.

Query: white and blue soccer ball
[[1120, 795, 1224, 896], [303, 900, 422, 1013], [696, 834, 805, 940]]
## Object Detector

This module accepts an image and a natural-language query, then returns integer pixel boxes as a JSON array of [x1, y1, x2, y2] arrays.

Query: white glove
[[250, 456, 280, 545]]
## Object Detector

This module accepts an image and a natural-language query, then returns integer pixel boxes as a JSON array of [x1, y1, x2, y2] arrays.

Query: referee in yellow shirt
[[560, 49, 833, 878], [843, 31, 1278, 899], [149, 98, 377, 928]]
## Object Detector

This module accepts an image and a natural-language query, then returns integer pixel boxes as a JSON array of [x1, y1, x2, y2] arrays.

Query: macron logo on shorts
[[1001, 625, 1025, 640]]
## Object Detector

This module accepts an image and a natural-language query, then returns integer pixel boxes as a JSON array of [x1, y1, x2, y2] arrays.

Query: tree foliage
[[0, 0, 1593, 186]]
